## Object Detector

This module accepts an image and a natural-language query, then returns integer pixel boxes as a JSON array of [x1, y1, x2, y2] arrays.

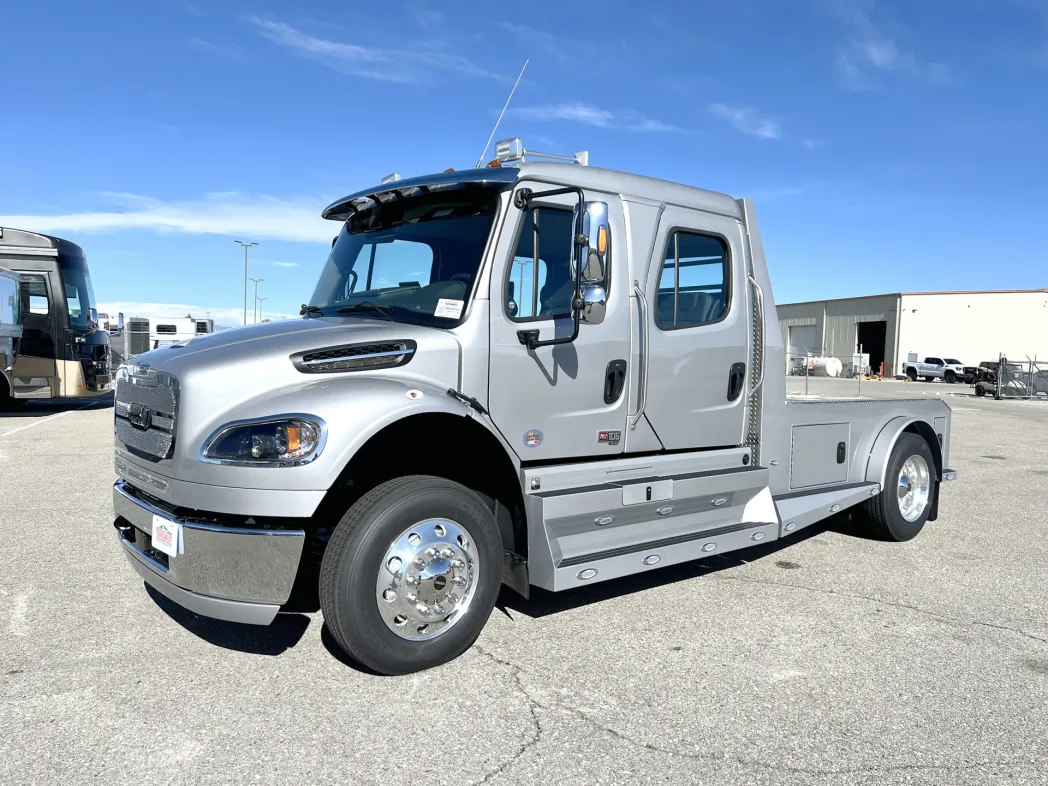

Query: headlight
[[202, 416, 326, 466]]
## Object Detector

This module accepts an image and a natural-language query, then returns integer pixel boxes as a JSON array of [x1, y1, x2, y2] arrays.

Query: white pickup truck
[[903, 357, 976, 384]]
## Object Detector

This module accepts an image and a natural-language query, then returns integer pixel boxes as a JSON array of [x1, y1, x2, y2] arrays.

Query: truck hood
[[116, 316, 465, 487]]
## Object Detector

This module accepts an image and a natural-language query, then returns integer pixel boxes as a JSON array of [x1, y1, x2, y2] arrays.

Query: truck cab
[[111, 142, 955, 674]]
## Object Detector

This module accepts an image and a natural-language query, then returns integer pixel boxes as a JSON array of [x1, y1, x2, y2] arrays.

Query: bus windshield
[[60, 254, 98, 332], [307, 187, 501, 327]]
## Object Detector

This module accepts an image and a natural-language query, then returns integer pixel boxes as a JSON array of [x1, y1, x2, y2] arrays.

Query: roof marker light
[[380, 172, 401, 184]]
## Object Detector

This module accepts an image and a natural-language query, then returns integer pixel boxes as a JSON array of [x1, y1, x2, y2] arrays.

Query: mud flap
[[928, 480, 940, 522]]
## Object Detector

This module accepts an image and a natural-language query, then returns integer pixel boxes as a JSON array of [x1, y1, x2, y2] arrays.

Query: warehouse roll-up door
[[788, 324, 818, 357]]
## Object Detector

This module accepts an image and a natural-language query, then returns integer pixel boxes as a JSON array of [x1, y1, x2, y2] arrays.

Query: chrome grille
[[114, 370, 179, 461]]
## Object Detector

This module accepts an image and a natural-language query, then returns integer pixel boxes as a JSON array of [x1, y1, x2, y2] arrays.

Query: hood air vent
[[291, 340, 417, 374]]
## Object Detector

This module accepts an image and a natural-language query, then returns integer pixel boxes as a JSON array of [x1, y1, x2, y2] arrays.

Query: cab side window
[[655, 231, 729, 329], [506, 207, 574, 321]]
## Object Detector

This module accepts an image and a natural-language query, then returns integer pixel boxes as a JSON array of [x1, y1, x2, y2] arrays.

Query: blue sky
[[1, 0, 1046, 325]]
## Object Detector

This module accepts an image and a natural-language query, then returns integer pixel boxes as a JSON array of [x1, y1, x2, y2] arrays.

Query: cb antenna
[[476, 58, 529, 168]]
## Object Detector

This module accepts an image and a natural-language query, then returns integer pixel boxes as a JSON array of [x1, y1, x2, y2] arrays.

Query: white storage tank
[[812, 357, 843, 377]]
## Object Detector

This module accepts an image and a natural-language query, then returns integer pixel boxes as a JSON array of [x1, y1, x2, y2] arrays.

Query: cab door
[[639, 206, 751, 450], [487, 184, 630, 461], [11, 272, 58, 397]]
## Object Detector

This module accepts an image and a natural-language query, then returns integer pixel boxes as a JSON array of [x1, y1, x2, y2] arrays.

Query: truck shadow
[[145, 584, 311, 656], [0, 393, 113, 418], [495, 519, 844, 619]]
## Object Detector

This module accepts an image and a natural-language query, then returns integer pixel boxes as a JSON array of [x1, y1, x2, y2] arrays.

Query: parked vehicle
[[0, 227, 111, 405], [0, 268, 22, 406], [111, 141, 957, 674], [903, 357, 975, 384]]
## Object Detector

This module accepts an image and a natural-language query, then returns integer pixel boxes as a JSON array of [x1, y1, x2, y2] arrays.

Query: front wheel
[[320, 475, 503, 675], [858, 433, 936, 541], [944, 370, 956, 384]]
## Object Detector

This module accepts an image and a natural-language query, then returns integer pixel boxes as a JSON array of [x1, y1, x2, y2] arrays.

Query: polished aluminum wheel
[[897, 454, 931, 522], [375, 518, 479, 641]]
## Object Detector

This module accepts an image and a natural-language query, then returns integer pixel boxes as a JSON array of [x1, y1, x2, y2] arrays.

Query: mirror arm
[[513, 186, 586, 350]]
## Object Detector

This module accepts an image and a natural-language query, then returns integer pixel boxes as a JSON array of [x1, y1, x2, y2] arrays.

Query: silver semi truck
[[111, 142, 956, 674]]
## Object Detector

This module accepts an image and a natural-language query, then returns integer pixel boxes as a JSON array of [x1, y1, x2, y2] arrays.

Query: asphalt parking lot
[[2, 380, 1047, 785]]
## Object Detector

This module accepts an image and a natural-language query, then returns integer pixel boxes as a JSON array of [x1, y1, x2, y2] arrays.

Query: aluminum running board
[[774, 482, 880, 537], [524, 451, 780, 591]]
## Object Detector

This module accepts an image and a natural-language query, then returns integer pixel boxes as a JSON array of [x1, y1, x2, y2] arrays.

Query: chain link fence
[[984, 356, 1048, 400], [107, 321, 153, 370]]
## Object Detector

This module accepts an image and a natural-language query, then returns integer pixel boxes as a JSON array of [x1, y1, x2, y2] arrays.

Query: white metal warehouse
[[777, 289, 1048, 377]]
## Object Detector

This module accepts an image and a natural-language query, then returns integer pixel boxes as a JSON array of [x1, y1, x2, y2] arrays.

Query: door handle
[[629, 280, 649, 431], [727, 362, 746, 401], [604, 360, 627, 404]]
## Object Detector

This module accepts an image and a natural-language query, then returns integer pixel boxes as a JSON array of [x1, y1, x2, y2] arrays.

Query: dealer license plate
[[151, 514, 180, 558]]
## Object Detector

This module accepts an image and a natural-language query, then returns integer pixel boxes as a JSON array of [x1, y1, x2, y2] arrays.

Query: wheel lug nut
[[424, 547, 437, 559], [407, 575, 420, 585], [451, 576, 466, 586], [439, 547, 454, 559], [415, 603, 429, 615], [407, 593, 418, 603], [413, 558, 426, 569], [451, 559, 465, 569], [433, 604, 446, 615]]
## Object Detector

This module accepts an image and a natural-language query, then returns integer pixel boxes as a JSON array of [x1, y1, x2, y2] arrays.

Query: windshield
[[59, 254, 98, 332], [308, 187, 502, 326], [945, 358, 963, 365]]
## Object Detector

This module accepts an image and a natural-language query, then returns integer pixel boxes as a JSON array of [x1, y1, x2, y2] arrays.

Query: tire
[[944, 371, 956, 384], [320, 475, 503, 675], [858, 433, 936, 542], [906, 368, 918, 381]]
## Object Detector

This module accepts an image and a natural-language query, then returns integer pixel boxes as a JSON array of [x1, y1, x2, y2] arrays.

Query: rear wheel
[[858, 434, 936, 541], [320, 475, 503, 675], [906, 368, 918, 381]]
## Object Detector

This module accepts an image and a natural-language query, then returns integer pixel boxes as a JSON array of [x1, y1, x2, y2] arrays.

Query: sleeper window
[[655, 231, 729, 329]]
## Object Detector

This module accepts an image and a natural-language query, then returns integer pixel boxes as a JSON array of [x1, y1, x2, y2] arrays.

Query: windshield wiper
[[336, 302, 395, 320], [300, 304, 324, 318]]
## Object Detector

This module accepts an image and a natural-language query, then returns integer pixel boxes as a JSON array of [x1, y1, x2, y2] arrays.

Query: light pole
[[249, 278, 264, 324], [256, 297, 267, 323], [234, 240, 258, 326]]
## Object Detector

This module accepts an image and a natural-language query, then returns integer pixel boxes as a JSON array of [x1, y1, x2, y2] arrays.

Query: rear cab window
[[655, 231, 730, 329]]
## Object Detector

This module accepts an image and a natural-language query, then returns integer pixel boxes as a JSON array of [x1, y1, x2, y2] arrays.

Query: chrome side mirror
[[118, 312, 125, 330], [89, 307, 99, 329], [580, 202, 610, 286], [580, 284, 607, 324]]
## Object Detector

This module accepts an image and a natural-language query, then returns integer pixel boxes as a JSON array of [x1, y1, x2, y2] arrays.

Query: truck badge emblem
[[597, 430, 622, 446], [522, 429, 543, 448], [128, 403, 153, 431], [135, 362, 151, 374]]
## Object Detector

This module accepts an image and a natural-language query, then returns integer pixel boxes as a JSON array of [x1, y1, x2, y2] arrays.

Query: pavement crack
[[470, 645, 543, 785], [713, 574, 1048, 647], [469, 643, 1042, 778]]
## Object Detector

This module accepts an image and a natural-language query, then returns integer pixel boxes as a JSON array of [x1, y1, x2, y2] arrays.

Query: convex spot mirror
[[573, 201, 610, 324]]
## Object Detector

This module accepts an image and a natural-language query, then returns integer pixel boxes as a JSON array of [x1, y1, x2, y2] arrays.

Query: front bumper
[[113, 480, 305, 625]]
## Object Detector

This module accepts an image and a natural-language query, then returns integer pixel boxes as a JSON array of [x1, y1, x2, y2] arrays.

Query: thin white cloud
[[826, 2, 951, 89], [98, 301, 296, 329], [497, 23, 597, 64], [246, 16, 502, 84], [190, 37, 246, 61], [509, 103, 682, 132], [412, 7, 445, 27], [258, 260, 300, 268], [707, 104, 781, 140], [802, 138, 826, 151], [0, 192, 334, 243]]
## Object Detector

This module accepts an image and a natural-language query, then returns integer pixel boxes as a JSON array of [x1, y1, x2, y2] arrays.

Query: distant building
[[777, 289, 1048, 376]]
